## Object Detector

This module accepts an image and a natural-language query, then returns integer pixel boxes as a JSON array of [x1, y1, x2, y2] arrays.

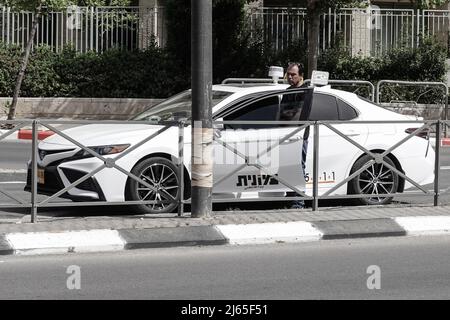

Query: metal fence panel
[[422, 10, 450, 50], [1, 6, 450, 55], [0, 6, 165, 52], [248, 7, 416, 55], [376, 80, 449, 123], [0, 117, 448, 222]]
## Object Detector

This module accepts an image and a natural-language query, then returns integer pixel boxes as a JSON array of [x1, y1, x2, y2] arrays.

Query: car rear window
[[337, 99, 358, 120], [309, 93, 339, 120]]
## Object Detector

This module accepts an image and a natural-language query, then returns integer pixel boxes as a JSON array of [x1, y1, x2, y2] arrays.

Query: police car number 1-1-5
[[305, 171, 336, 184]]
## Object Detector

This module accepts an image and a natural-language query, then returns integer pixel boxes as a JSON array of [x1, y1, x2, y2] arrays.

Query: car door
[[305, 93, 369, 194], [213, 88, 314, 195]]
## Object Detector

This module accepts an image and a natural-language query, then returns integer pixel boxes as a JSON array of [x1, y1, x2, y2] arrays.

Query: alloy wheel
[[137, 163, 179, 211], [348, 154, 399, 206], [357, 162, 396, 204]]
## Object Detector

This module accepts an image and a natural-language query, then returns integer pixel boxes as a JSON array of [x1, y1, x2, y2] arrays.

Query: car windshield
[[132, 90, 233, 121]]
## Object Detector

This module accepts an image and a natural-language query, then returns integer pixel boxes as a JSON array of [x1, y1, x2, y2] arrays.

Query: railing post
[[95, 7, 99, 52], [376, 81, 382, 104], [416, 9, 420, 48], [1, 6, 4, 42], [6, 6, 10, 45], [445, 85, 448, 137], [154, 6, 159, 46], [312, 122, 319, 211], [90, 6, 94, 52], [434, 121, 441, 206], [178, 121, 185, 217], [30, 120, 38, 223], [328, 7, 331, 49]]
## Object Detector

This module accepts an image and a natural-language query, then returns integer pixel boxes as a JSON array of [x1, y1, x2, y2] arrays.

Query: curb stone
[[0, 129, 54, 141], [312, 219, 406, 239], [120, 226, 228, 249], [0, 235, 14, 255], [441, 138, 450, 147], [1, 216, 450, 256]]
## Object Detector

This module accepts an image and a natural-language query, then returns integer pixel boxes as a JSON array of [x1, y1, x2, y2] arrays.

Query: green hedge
[[0, 37, 447, 99], [264, 37, 448, 102], [0, 43, 186, 98], [319, 37, 447, 83], [164, 0, 269, 85]]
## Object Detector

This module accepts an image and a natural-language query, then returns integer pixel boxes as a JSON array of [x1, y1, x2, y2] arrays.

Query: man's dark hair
[[287, 62, 305, 76]]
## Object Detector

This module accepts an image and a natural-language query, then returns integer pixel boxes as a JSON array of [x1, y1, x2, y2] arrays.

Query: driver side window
[[223, 95, 280, 130], [222, 89, 312, 130]]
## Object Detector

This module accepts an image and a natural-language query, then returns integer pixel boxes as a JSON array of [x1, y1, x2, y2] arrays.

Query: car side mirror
[[213, 119, 224, 138], [213, 120, 224, 130]]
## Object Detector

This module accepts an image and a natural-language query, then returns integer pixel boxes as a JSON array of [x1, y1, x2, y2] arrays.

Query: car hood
[[40, 123, 171, 148]]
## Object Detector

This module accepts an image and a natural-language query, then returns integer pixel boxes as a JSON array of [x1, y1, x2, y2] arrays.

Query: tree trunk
[[7, 6, 42, 121], [307, 0, 320, 79]]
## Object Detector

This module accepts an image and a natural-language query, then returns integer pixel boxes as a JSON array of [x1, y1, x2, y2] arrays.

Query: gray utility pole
[[191, 0, 213, 218]]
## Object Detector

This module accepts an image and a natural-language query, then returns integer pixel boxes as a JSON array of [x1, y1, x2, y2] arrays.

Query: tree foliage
[[164, 0, 268, 85], [0, 0, 131, 9], [0, 37, 445, 99], [0, 0, 73, 11], [414, 0, 448, 9], [0, 0, 132, 120]]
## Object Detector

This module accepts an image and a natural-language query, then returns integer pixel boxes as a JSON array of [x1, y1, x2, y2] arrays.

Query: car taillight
[[405, 127, 430, 139]]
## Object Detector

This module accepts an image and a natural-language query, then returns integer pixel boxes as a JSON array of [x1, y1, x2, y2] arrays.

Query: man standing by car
[[280, 62, 310, 209]]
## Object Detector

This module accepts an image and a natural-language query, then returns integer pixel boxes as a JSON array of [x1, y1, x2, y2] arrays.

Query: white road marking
[[440, 166, 450, 170], [0, 181, 25, 184], [0, 169, 27, 174]]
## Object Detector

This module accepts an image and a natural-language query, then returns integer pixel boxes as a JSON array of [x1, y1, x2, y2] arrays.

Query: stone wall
[[1, 97, 445, 121], [0, 97, 164, 120], [380, 103, 448, 120]]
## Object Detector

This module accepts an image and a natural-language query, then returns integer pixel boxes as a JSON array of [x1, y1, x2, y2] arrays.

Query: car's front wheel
[[348, 154, 399, 205], [126, 157, 181, 214]]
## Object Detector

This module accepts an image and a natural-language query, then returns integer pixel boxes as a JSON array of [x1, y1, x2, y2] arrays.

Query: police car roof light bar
[[268, 66, 284, 84]]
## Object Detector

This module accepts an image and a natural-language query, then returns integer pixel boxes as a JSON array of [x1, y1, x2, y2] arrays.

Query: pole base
[[191, 186, 212, 218]]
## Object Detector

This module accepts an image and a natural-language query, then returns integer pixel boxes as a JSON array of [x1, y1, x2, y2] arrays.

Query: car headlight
[[74, 144, 130, 159]]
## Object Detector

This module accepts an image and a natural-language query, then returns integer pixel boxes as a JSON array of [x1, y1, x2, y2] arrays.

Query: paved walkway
[[0, 204, 448, 234]]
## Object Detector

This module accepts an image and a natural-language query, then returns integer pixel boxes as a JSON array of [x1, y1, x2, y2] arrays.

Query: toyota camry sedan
[[25, 83, 435, 213]]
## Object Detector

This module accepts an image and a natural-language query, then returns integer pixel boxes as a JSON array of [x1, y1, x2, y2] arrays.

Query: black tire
[[348, 154, 399, 205], [126, 157, 181, 214]]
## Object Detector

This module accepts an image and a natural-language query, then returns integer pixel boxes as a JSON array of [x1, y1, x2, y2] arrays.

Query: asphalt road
[[1, 140, 450, 219], [1, 235, 450, 300], [0, 140, 31, 171]]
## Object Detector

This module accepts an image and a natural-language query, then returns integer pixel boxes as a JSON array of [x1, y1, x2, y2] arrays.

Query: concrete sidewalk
[[1, 204, 450, 256]]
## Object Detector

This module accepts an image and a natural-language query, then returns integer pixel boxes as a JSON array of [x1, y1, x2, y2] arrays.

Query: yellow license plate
[[37, 168, 45, 184]]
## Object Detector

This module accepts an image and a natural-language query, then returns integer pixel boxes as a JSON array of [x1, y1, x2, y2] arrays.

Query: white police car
[[26, 78, 434, 213]]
